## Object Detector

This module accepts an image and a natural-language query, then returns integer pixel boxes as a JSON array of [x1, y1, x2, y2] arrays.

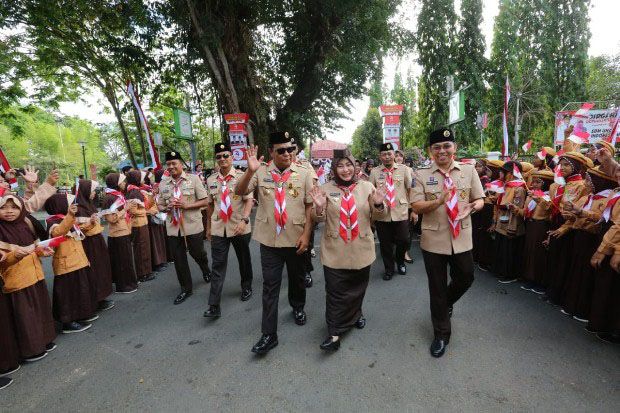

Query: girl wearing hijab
[[102, 173, 138, 293], [144, 172, 167, 272], [0, 194, 56, 363], [44, 193, 94, 333], [125, 170, 154, 282], [75, 179, 115, 311], [309, 148, 387, 351], [0, 249, 21, 389]]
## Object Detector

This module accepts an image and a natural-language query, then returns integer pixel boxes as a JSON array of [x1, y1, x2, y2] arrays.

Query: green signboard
[[173, 108, 193, 140]]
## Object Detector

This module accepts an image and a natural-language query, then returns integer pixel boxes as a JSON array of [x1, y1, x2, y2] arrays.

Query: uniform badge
[[209, 184, 217, 189], [426, 176, 438, 186], [288, 182, 293, 189], [329, 192, 340, 197], [263, 177, 274, 183], [459, 190, 467, 200], [233, 194, 240, 200], [289, 188, 299, 198]]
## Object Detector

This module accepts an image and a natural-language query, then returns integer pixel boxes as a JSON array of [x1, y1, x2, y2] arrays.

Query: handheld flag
[[485, 179, 505, 194], [521, 140, 532, 153], [553, 164, 565, 186], [0, 148, 18, 189], [37, 236, 69, 249], [568, 130, 590, 145], [536, 147, 547, 160], [571, 102, 594, 121]]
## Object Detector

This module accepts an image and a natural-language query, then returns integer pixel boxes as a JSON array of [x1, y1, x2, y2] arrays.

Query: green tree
[[351, 107, 383, 160], [585, 54, 620, 102], [389, 71, 418, 148]]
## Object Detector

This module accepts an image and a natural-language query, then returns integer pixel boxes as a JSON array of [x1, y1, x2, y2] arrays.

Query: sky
[[57, 0, 620, 145]]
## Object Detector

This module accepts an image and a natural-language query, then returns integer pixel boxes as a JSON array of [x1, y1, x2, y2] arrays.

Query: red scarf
[[105, 188, 130, 223], [271, 170, 292, 235], [217, 175, 233, 223], [602, 191, 620, 222], [338, 184, 359, 243], [552, 174, 582, 213], [496, 179, 527, 206], [383, 167, 395, 207]]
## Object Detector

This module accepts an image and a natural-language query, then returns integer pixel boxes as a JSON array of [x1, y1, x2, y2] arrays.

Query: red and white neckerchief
[[525, 189, 549, 218], [271, 169, 292, 235], [171, 180, 183, 227], [496, 179, 526, 205], [338, 184, 359, 243], [217, 174, 233, 223], [105, 187, 130, 223], [583, 189, 613, 211], [44, 214, 85, 241], [383, 167, 395, 207], [602, 190, 620, 222], [552, 174, 582, 213], [442, 172, 460, 239]]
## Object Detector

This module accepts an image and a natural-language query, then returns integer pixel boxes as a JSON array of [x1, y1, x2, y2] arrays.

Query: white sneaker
[[310, 248, 316, 258]]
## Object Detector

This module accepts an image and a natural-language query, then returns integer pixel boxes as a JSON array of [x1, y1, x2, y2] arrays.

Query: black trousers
[[167, 232, 210, 293], [421, 249, 475, 341], [208, 233, 253, 306], [302, 226, 315, 274], [260, 244, 306, 334], [375, 220, 410, 273]]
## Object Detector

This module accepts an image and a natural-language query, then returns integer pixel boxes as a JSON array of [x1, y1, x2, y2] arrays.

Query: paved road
[[3, 229, 619, 411]]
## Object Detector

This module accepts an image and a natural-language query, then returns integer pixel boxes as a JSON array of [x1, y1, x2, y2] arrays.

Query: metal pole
[[81, 146, 87, 177], [514, 93, 521, 151]]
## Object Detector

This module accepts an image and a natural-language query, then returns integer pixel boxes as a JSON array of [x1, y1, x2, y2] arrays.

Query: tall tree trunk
[[103, 84, 138, 168]]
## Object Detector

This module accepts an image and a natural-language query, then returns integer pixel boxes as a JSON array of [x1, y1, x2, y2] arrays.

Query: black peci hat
[[379, 142, 395, 152], [214, 142, 231, 155], [164, 150, 183, 162], [269, 131, 294, 146], [429, 128, 455, 146]]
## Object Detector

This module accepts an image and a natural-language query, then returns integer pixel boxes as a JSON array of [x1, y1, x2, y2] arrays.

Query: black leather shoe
[[397, 264, 407, 275], [404, 256, 414, 264], [203, 305, 221, 318], [448, 306, 453, 318], [430, 338, 448, 358], [203, 270, 211, 283], [304, 273, 313, 288], [383, 272, 393, 281], [251, 334, 278, 354], [139, 273, 156, 282], [174, 292, 192, 305], [320, 336, 340, 351], [0, 377, 13, 390], [240, 288, 253, 301], [355, 316, 366, 329], [293, 309, 307, 326]]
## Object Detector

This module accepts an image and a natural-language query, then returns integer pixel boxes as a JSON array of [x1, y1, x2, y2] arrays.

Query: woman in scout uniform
[[492, 161, 527, 283], [125, 171, 155, 283], [0, 194, 56, 363], [75, 179, 115, 312], [587, 165, 620, 343], [102, 173, 138, 293], [513, 169, 554, 294], [44, 194, 94, 332], [542, 152, 592, 305], [472, 159, 492, 271], [143, 173, 168, 273], [203, 142, 254, 318], [559, 167, 617, 322], [309, 148, 387, 351], [234, 132, 314, 355]]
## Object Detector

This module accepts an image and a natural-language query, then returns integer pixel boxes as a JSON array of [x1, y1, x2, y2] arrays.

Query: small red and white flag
[[485, 179, 505, 194], [0, 147, 18, 189], [571, 102, 594, 120], [553, 164, 565, 186], [568, 130, 590, 145], [459, 158, 476, 165], [536, 147, 547, 160], [37, 236, 69, 249], [602, 192, 620, 222], [73, 177, 80, 204], [552, 149, 565, 165], [512, 163, 524, 181], [521, 140, 532, 153]]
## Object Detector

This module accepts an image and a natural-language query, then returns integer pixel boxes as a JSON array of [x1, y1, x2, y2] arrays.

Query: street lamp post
[[77, 140, 87, 178]]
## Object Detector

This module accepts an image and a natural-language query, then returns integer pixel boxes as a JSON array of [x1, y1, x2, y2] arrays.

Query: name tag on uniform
[[329, 192, 340, 197], [209, 184, 217, 189], [379, 173, 385, 179], [427, 176, 438, 186], [263, 177, 274, 183]]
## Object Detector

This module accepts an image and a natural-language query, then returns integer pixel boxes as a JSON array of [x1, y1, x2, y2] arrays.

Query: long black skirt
[[131, 225, 152, 278], [8, 280, 56, 358], [543, 232, 575, 304], [148, 218, 167, 269], [522, 219, 550, 284], [82, 233, 113, 304], [561, 230, 599, 319], [324, 265, 370, 336], [472, 203, 494, 267], [492, 233, 524, 279], [587, 256, 620, 333], [107, 235, 138, 292], [53, 268, 94, 323], [0, 292, 20, 372]]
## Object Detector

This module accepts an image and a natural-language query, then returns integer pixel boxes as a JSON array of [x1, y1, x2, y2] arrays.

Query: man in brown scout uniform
[[203, 142, 254, 319], [157, 151, 211, 305], [411, 127, 485, 358], [369, 142, 415, 280], [235, 131, 314, 355]]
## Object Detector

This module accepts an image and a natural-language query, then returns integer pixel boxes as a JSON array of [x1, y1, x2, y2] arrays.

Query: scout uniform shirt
[[369, 163, 413, 222], [494, 183, 527, 237], [157, 171, 209, 236], [313, 180, 386, 270], [411, 160, 485, 255], [244, 162, 313, 248], [549, 178, 589, 217], [595, 188, 620, 256], [206, 168, 253, 238]]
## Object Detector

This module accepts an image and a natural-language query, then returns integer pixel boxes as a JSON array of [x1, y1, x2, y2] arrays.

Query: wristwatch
[[241, 216, 250, 224]]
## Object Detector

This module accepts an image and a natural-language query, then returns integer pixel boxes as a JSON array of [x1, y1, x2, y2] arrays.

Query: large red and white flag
[[126, 81, 161, 170], [521, 140, 532, 153], [571, 102, 594, 121], [568, 130, 590, 145], [502, 77, 510, 158], [0, 147, 18, 189]]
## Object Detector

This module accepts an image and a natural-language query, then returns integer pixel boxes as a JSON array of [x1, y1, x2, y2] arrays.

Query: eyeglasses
[[275, 146, 296, 155], [215, 153, 230, 160], [430, 143, 454, 151]]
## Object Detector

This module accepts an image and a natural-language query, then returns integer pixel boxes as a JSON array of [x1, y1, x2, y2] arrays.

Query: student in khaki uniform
[[157, 151, 211, 305], [369, 142, 415, 280], [125, 171, 154, 283], [309, 148, 387, 351], [235, 131, 313, 355], [492, 161, 527, 284], [203, 143, 254, 319], [411, 128, 485, 358]]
